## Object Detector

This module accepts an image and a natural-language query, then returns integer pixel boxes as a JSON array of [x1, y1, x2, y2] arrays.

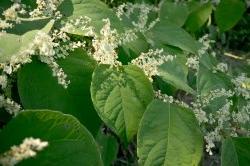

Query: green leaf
[[17, 49, 101, 135], [0, 20, 54, 63], [185, 2, 212, 32], [159, 1, 189, 27], [215, 0, 246, 32], [197, 63, 232, 96], [19, 140, 103, 166], [7, 18, 51, 35], [59, 0, 123, 35], [96, 131, 118, 166], [221, 137, 250, 166], [0, 110, 102, 166], [91, 65, 154, 141], [137, 100, 203, 166], [158, 56, 195, 94], [145, 21, 200, 54]]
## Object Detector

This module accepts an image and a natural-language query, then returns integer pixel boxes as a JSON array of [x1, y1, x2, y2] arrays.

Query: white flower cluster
[[92, 19, 121, 66], [197, 34, 214, 56], [29, 0, 63, 18], [186, 34, 215, 70], [232, 103, 250, 126], [61, 16, 95, 37], [0, 2, 26, 31], [191, 89, 230, 154], [0, 74, 8, 89], [1, 30, 70, 88], [131, 49, 175, 81], [34, 31, 56, 57], [204, 100, 233, 155], [0, 137, 48, 166], [116, 3, 159, 32], [2, 3, 23, 22], [213, 62, 228, 73], [51, 27, 86, 59], [199, 88, 234, 107], [232, 73, 250, 99], [40, 56, 70, 88], [0, 95, 21, 116], [118, 29, 138, 45], [154, 90, 189, 108], [0, 20, 13, 31], [192, 87, 249, 155], [186, 56, 199, 70]]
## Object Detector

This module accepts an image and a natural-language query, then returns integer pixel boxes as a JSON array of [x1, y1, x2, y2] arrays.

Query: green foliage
[[96, 131, 119, 166], [0, 110, 102, 165], [0, 0, 249, 165], [158, 56, 195, 94], [185, 2, 212, 32], [145, 21, 200, 54], [159, 1, 189, 27], [18, 49, 101, 135], [221, 137, 250, 166], [215, 0, 246, 32], [137, 100, 203, 166], [59, 0, 123, 34], [91, 65, 153, 141], [0, 20, 54, 63]]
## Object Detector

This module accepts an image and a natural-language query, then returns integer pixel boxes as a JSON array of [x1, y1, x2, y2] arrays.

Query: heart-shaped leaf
[[91, 64, 154, 141], [138, 100, 203, 166]]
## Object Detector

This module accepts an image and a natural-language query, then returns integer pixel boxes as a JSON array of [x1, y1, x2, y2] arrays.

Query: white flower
[[3, 3, 20, 21], [198, 34, 214, 56], [33, 31, 55, 57], [0, 95, 21, 116], [193, 108, 208, 124], [39, 56, 70, 89], [232, 73, 250, 99], [131, 49, 175, 81], [29, 0, 63, 18], [0, 137, 48, 166], [116, 3, 159, 32], [186, 56, 199, 70], [0, 74, 8, 88], [154, 90, 189, 108], [213, 62, 228, 73], [0, 20, 13, 30], [92, 18, 121, 66]]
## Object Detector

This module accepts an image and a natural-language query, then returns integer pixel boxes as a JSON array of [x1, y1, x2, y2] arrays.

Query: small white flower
[[0, 95, 21, 116], [0, 137, 48, 166], [131, 49, 175, 81]]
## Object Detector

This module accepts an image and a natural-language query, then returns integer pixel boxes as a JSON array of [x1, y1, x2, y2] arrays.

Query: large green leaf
[[0, 20, 54, 63], [159, 1, 189, 27], [17, 49, 101, 135], [91, 64, 154, 141], [59, 0, 123, 35], [215, 0, 246, 32], [158, 56, 195, 94], [137, 100, 203, 166], [96, 131, 118, 166], [19, 140, 103, 166], [0, 110, 102, 166], [221, 137, 250, 166], [145, 21, 200, 54], [184, 2, 212, 32]]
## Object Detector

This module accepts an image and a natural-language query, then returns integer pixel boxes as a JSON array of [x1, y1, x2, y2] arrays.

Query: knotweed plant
[[0, 0, 249, 165]]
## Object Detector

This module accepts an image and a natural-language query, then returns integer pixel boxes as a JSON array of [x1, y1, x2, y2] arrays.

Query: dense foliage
[[0, 0, 249, 165]]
